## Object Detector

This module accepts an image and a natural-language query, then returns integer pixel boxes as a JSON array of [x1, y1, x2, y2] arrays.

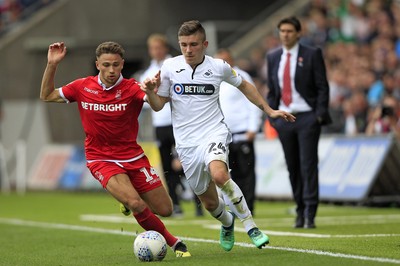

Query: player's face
[[96, 53, 124, 87], [179, 33, 208, 68], [279, 23, 301, 50]]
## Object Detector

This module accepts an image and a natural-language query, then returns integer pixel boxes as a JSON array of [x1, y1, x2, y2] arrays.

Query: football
[[133, 230, 168, 262]]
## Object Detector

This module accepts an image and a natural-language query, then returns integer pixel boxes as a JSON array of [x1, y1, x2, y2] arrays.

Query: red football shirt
[[60, 75, 145, 161]]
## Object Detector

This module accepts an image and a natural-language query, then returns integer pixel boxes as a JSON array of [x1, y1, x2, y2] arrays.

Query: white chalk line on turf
[[204, 224, 400, 238], [80, 214, 400, 239], [1, 218, 400, 264]]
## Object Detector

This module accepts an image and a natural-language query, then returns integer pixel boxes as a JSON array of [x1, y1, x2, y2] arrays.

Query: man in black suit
[[266, 16, 331, 229]]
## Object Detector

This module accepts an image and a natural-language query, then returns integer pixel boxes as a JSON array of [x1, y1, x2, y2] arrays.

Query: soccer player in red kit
[[40, 41, 190, 257]]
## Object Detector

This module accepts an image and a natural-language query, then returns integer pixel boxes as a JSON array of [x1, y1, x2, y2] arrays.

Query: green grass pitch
[[0, 191, 399, 265]]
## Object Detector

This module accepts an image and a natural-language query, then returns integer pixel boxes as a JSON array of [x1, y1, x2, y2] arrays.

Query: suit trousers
[[272, 111, 321, 219], [228, 139, 256, 214], [155, 125, 183, 207]]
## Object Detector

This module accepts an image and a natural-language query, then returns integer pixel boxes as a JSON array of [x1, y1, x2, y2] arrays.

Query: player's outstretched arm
[[40, 42, 67, 103], [238, 79, 296, 122]]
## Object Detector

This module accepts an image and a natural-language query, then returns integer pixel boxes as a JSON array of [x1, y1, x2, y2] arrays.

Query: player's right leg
[[107, 173, 190, 257], [87, 160, 190, 258], [197, 180, 235, 251], [220, 178, 269, 248], [178, 142, 235, 251], [205, 137, 269, 249], [141, 186, 191, 257]]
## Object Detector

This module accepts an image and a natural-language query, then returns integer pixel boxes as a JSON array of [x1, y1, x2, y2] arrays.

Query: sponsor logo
[[84, 87, 99, 94], [173, 84, 184, 95], [81, 102, 127, 111], [176, 68, 185, 73], [95, 171, 104, 181], [173, 84, 215, 95]]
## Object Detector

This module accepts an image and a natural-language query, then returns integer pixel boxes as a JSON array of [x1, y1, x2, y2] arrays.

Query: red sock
[[134, 207, 178, 247]]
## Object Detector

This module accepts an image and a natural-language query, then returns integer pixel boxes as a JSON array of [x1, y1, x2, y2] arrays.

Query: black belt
[[291, 111, 313, 116], [231, 131, 246, 136]]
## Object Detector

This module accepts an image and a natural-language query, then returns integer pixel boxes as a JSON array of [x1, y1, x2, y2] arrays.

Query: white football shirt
[[158, 55, 242, 148]]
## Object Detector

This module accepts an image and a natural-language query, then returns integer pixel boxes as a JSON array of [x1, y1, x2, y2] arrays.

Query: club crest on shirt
[[173, 83, 215, 95], [115, 89, 122, 99], [203, 69, 213, 78]]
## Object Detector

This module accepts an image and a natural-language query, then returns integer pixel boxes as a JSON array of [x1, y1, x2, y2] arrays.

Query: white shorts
[[177, 131, 231, 195]]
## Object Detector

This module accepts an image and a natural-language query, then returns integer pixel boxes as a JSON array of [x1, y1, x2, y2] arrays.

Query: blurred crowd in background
[[0, 0, 51, 35], [237, 0, 400, 138], [2, 0, 400, 138]]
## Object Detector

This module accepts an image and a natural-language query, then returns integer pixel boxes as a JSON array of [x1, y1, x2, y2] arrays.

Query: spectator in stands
[[343, 91, 369, 136], [366, 95, 400, 138], [0, 0, 53, 35]]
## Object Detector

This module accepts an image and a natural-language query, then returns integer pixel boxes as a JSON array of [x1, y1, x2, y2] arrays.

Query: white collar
[[98, 74, 123, 90], [283, 43, 299, 55]]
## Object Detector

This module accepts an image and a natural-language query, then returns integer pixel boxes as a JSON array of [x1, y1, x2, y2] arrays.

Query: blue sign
[[58, 146, 86, 189], [319, 136, 392, 201]]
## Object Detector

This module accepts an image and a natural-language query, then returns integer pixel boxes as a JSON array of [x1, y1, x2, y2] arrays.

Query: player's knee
[[148, 197, 173, 217], [124, 198, 145, 213], [155, 205, 173, 217], [202, 198, 219, 212], [212, 172, 230, 187], [210, 165, 230, 187]]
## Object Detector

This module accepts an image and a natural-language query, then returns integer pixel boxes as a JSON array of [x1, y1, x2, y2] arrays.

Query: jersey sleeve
[[60, 78, 85, 103], [222, 60, 242, 88], [131, 79, 146, 102]]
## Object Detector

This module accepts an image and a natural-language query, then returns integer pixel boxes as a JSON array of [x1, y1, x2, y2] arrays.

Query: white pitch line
[[80, 214, 400, 239], [204, 224, 400, 238], [0, 218, 399, 264]]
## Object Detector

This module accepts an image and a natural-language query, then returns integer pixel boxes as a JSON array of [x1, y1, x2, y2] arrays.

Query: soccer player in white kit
[[142, 20, 295, 251]]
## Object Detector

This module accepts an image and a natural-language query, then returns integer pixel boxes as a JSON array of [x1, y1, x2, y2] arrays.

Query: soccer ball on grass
[[133, 230, 167, 262]]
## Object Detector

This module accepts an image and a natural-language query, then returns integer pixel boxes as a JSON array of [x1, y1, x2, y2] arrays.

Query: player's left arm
[[237, 79, 295, 122]]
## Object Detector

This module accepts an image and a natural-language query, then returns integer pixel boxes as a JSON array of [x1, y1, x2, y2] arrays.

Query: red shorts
[[86, 156, 163, 194]]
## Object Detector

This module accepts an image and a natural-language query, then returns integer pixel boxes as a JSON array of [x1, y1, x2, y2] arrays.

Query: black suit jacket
[[266, 44, 332, 125]]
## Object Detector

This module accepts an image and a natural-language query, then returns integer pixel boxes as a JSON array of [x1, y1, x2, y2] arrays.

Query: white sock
[[221, 179, 256, 232], [209, 197, 233, 227]]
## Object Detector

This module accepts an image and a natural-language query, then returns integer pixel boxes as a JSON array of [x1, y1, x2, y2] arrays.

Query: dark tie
[[282, 52, 292, 106]]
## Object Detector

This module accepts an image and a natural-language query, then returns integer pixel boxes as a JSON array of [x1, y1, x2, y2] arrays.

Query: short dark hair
[[277, 16, 302, 32], [178, 20, 206, 41], [95, 41, 125, 59]]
